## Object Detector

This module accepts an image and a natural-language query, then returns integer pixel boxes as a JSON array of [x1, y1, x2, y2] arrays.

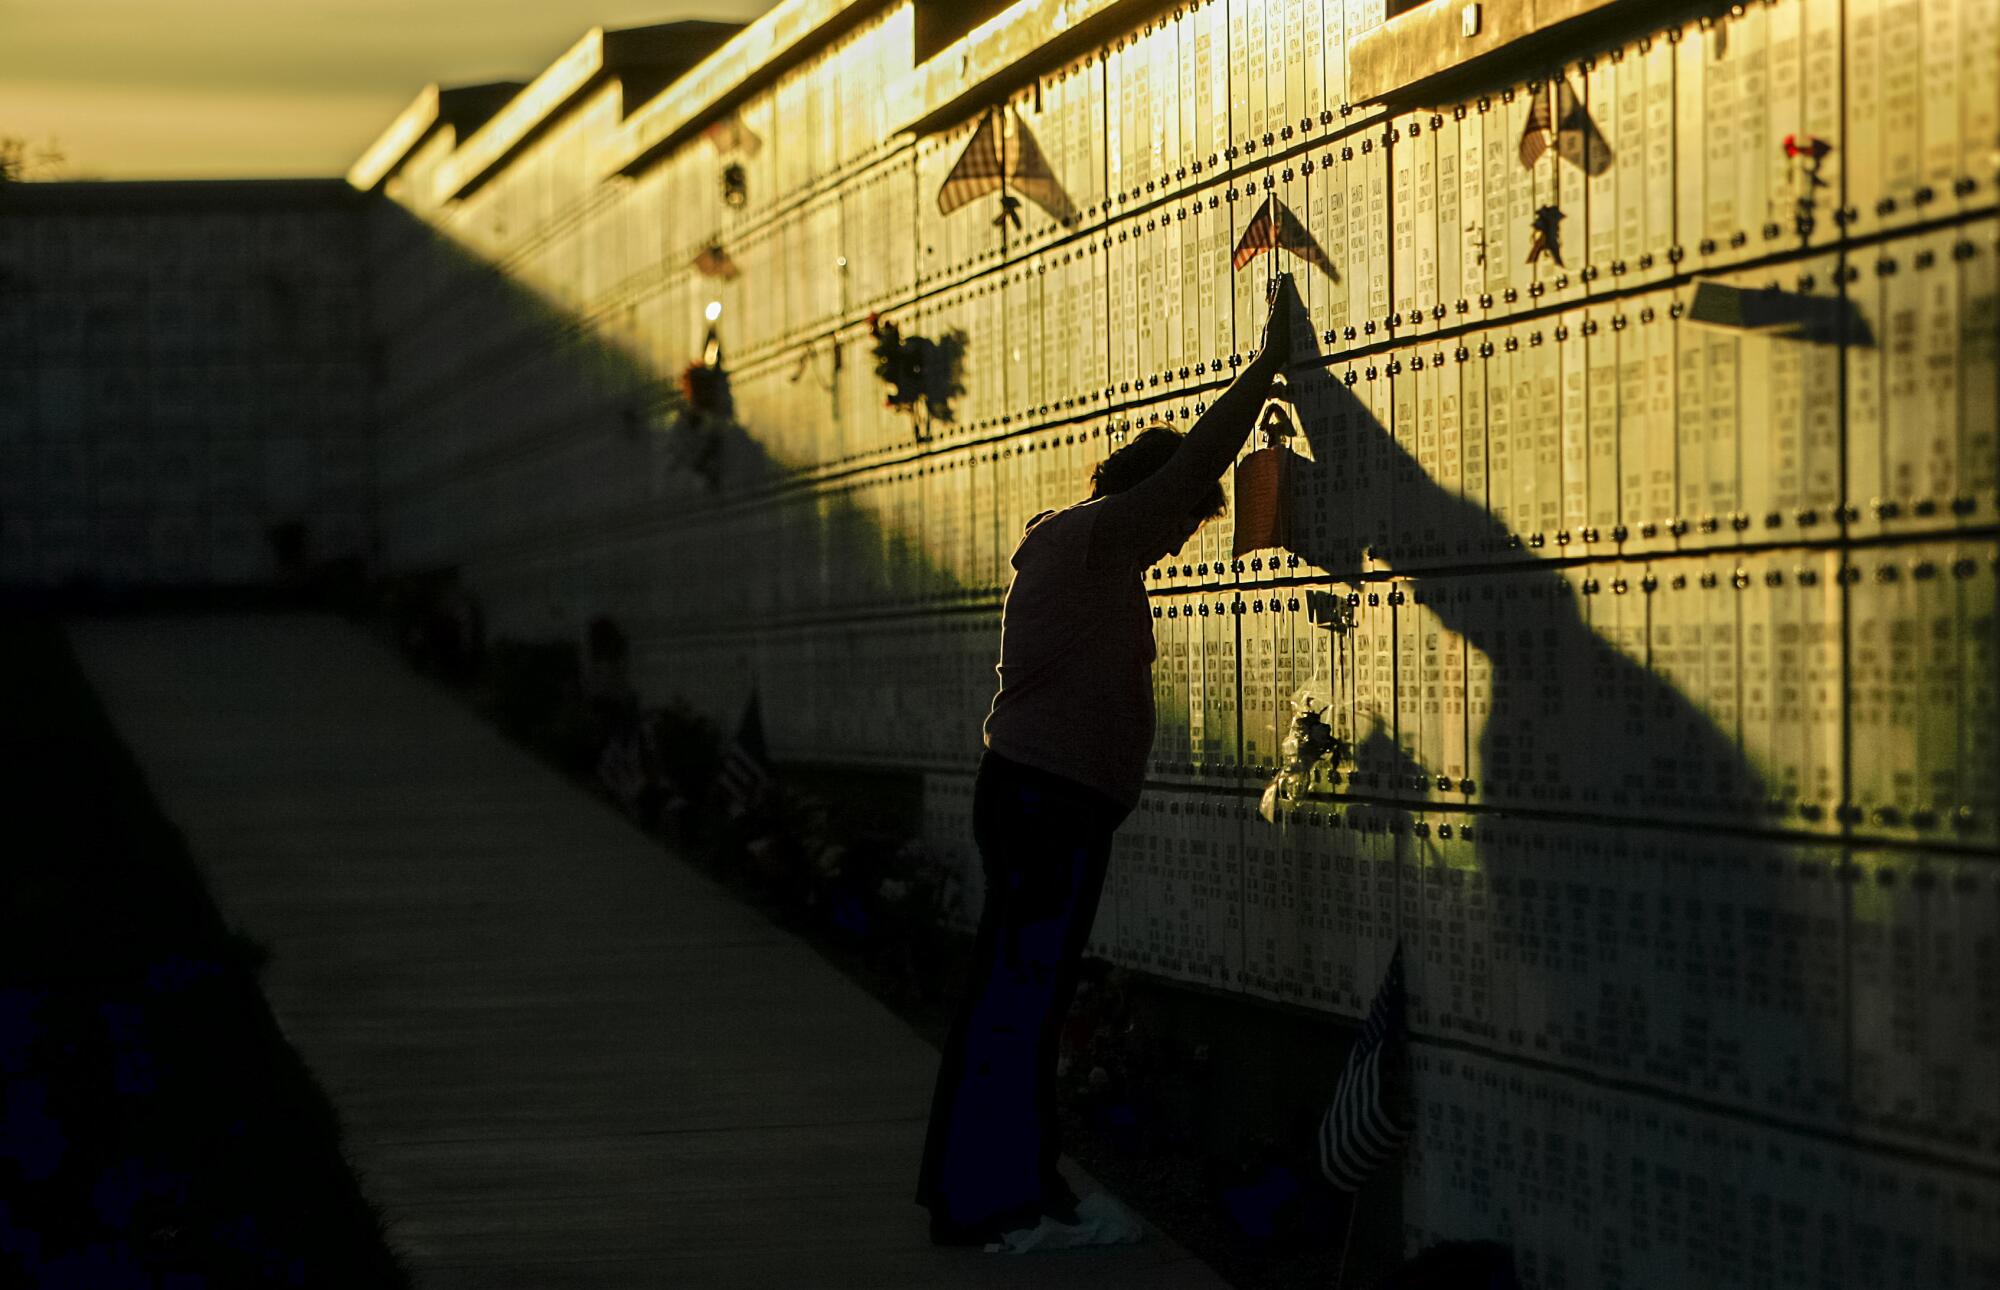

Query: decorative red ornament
[[1782, 133, 1833, 163]]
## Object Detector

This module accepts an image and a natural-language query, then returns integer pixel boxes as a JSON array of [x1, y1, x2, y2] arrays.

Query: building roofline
[[890, 0, 1168, 137], [347, 84, 442, 192], [346, 81, 528, 193], [606, 0, 886, 179], [349, 0, 900, 201], [431, 20, 740, 203]]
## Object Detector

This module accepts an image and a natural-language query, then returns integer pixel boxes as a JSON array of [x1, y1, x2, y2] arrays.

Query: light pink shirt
[[981, 499, 1156, 809]]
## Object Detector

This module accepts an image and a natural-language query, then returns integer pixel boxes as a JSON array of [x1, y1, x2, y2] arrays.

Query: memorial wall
[[0, 181, 373, 587], [354, 0, 2000, 1280]]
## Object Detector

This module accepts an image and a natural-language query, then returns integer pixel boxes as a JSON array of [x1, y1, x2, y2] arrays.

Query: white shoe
[[983, 1193, 1145, 1253]]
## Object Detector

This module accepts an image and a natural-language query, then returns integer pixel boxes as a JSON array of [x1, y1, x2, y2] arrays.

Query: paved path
[[66, 614, 1228, 1289]]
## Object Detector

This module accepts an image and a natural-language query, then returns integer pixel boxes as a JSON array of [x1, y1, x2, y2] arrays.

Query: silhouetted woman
[[918, 275, 1299, 1246]]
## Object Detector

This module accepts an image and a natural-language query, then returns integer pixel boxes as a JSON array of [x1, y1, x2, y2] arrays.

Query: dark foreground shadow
[[0, 617, 413, 1288]]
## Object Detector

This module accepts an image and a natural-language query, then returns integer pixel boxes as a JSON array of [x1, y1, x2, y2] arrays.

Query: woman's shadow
[[1265, 278, 1853, 1138]]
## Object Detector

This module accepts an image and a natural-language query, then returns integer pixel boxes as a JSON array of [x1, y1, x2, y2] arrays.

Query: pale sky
[[0, 0, 774, 180]]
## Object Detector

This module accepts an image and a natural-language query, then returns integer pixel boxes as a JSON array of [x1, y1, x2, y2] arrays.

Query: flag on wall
[[936, 107, 1076, 226], [703, 112, 763, 157], [1518, 77, 1613, 176], [1231, 195, 1336, 278], [936, 110, 1005, 216], [1316, 942, 1411, 1192], [1517, 84, 1556, 169], [717, 690, 773, 818], [997, 108, 1074, 225], [692, 241, 740, 279]]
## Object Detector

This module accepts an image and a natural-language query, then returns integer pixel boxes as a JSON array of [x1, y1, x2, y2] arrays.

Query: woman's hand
[[1254, 272, 1296, 374]]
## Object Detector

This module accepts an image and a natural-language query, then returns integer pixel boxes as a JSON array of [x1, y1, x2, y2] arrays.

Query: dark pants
[[915, 750, 1130, 1238]]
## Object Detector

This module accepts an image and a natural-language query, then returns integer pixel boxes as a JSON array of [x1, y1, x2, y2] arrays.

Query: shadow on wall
[[1281, 312, 1787, 822], [372, 201, 1958, 1258], [1281, 310, 1883, 1186], [371, 198, 1114, 767], [370, 200, 924, 677], [376, 191, 1821, 1063]]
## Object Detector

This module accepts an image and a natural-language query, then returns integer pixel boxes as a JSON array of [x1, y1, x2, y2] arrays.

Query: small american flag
[[936, 107, 1075, 224], [717, 690, 773, 819], [702, 112, 763, 157], [1517, 83, 1557, 170], [937, 110, 1005, 217], [1520, 78, 1613, 176], [1231, 195, 1337, 278], [1317, 942, 1411, 1192], [692, 241, 740, 280]]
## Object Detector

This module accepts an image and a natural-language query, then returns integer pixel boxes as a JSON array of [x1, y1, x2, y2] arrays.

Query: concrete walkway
[[66, 614, 1228, 1289]]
